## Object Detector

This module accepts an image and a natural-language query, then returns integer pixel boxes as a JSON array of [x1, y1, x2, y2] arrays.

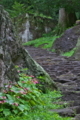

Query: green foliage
[[61, 48, 76, 57], [23, 36, 59, 50], [0, 90, 72, 120], [53, 24, 67, 35], [8, 1, 28, 33], [0, 0, 14, 10], [0, 66, 72, 120], [0, 0, 80, 19], [9, 1, 26, 18], [0, 66, 42, 117], [0, 114, 72, 120]]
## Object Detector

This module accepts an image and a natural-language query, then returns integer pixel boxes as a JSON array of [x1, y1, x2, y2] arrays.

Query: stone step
[[50, 106, 80, 117], [26, 46, 80, 115]]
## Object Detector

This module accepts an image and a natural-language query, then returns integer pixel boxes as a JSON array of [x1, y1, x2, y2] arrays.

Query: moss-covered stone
[[0, 5, 57, 91]]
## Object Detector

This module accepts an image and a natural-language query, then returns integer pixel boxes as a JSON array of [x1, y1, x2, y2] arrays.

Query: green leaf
[[23, 111, 28, 115], [11, 86, 20, 93], [13, 109, 18, 114], [0, 108, 3, 112], [6, 94, 13, 100], [30, 100, 36, 106], [18, 104, 26, 112], [3, 109, 11, 116], [6, 99, 14, 104], [6, 94, 15, 104], [18, 104, 29, 112], [0, 93, 4, 97]]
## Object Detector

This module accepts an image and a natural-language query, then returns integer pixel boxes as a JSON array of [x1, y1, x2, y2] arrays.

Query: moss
[[61, 48, 76, 57]]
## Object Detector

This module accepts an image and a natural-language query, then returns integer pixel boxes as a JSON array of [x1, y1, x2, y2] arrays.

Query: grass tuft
[[23, 36, 59, 50], [61, 48, 76, 57]]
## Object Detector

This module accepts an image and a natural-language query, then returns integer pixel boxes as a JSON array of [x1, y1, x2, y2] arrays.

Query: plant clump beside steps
[[0, 66, 42, 116], [0, 66, 72, 120]]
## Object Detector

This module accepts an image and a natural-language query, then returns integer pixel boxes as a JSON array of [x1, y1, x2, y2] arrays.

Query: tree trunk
[[58, 8, 67, 28], [58, 8, 77, 28], [0, 5, 57, 91]]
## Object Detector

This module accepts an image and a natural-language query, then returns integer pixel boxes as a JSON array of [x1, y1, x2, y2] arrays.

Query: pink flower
[[21, 81, 25, 83], [3, 90, 7, 93], [32, 80, 39, 84], [0, 101, 3, 104], [0, 100, 6, 104], [24, 88, 29, 91], [19, 90, 27, 94], [2, 96, 6, 99], [19, 90, 24, 94], [3, 100, 6, 103], [10, 90, 14, 92], [17, 70, 20, 73], [12, 103, 19, 106], [8, 85, 12, 88], [23, 92, 27, 94], [14, 103, 19, 106], [30, 75, 34, 78], [5, 85, 12, 88], [17, 96, 20, 98]]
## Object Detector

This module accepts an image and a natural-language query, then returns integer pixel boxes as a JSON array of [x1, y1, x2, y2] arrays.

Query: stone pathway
[[26, 46, 80, 119]]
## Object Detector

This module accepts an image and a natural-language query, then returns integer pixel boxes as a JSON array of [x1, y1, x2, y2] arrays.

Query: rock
[[56, 72, 77, 83], [50, 106, 80, 117], [52, 25, 80, 54], [73, 38, 80, 60], [73, 114, 80, 120], [0, 5, 57, 90], [26, 46, 80, 116], [17, 13, 57, 43], [76, 20, 80, 25]]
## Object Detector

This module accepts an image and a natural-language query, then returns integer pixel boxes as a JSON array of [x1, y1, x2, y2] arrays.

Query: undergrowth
[[0, 66, 72, 120], [23, 35, 76, 57], [61, 48, 76, 57], [23, 36, 59, 50], [0, 91, 72, 120]]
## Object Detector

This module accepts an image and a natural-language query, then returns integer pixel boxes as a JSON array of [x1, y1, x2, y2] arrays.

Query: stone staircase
[[26, 46, 80, 119]]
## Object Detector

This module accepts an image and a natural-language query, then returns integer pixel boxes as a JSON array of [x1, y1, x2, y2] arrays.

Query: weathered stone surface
[[26, 46, 80, 118], [76, 20, 80, 25], [50, 106, 79, 117], [73, 38, 80, 60], [0, 5, 56, 90], [18, 13, 57, 42], [72, 114, 80, 120], [51, 106, 80, 117], [52, 25, 80, 54], [56, 72, 77, 83]]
